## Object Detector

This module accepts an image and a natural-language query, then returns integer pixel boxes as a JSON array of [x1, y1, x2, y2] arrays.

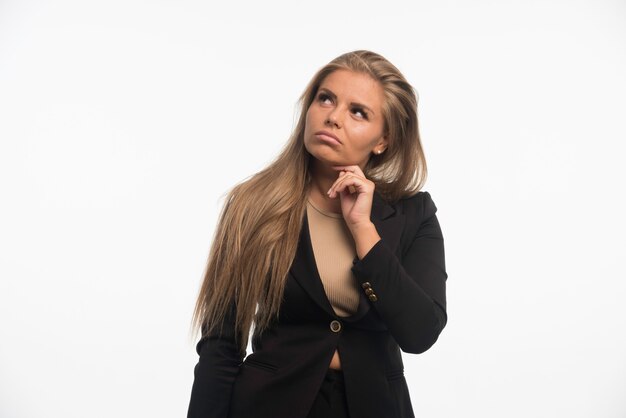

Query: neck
[[308, 159, 344, 214]]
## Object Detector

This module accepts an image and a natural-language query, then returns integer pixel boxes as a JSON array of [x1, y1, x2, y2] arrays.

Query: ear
[[373, 134, 389, 154]]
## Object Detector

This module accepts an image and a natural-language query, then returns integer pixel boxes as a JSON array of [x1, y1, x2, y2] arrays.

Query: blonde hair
[[190, 50, 427, 354]]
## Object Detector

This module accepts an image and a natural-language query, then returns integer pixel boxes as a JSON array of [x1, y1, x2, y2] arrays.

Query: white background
[[1, 0, 625, 417]]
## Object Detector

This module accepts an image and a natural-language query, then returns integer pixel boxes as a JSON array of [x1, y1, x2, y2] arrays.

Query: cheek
[[352, 126, 382, 148]]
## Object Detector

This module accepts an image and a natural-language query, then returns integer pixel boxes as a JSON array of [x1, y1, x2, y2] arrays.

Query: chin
[[306, 146, 335, 162]]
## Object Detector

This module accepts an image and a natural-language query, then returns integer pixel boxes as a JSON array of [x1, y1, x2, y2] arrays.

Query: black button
[[361, 282, 372, 289], [368, 294, 378, 302]]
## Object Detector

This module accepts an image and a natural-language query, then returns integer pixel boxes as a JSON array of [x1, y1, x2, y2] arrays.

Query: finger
[[335, 169, 364, 186], [332, 165, 365, 179], [332, 175, 362, 197], [328, 170, 351, 197], [339, 173, 358, 194]]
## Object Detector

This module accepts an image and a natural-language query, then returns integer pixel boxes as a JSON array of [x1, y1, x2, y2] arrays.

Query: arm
[[350, 192, 447, 354], [187, 302, 244, 418]]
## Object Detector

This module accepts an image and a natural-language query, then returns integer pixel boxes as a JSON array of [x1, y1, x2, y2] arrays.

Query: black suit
[[187, 191, 448, 418]]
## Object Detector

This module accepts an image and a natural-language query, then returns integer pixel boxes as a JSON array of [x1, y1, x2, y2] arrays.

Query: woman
[[187, 50, 447, 418]]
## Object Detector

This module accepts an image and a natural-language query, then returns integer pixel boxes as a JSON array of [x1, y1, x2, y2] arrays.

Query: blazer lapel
[[289, 208, 336, 318], [289, 191, 406, 320]]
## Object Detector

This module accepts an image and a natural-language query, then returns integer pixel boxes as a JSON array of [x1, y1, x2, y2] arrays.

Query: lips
[[315, 130, 341, 144]]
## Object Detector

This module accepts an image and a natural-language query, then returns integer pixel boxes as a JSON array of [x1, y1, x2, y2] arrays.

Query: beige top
[[306, 198, 360, 317]]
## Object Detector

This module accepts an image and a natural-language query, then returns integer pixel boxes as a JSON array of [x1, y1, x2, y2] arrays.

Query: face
[[303, 69, 388, 170]]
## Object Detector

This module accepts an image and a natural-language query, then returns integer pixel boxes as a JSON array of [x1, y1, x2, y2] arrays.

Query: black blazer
[[187, 191, 447, 418]]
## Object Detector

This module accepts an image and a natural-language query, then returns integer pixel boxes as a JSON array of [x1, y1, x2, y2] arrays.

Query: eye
[[352, 107, 368, 120], [318, 93, 333, 104]]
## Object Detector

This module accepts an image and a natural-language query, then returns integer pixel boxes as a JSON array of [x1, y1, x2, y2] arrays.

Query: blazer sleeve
[[350, 191, 448, 354], [187, 302, 244, 418]]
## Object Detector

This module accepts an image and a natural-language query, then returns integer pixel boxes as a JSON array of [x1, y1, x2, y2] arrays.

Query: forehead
[[319, 69, 385, 111]]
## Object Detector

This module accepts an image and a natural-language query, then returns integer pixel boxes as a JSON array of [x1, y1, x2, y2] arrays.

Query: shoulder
[[394, 191, 443, 253], [395, 190, 438, 222]]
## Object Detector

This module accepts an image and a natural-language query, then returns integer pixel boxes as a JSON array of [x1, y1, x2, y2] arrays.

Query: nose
[[325, 108, 342, 128]]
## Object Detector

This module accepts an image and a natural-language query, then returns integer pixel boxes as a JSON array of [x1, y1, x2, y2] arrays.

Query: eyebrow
[[318, 87, 376, 117]]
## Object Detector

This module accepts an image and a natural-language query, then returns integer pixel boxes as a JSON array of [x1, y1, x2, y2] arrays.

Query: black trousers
[[306, 369, 350, 418]]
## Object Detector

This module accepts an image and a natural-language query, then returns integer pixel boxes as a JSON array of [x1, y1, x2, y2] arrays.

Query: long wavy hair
[[190, 50, 428, 355]]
